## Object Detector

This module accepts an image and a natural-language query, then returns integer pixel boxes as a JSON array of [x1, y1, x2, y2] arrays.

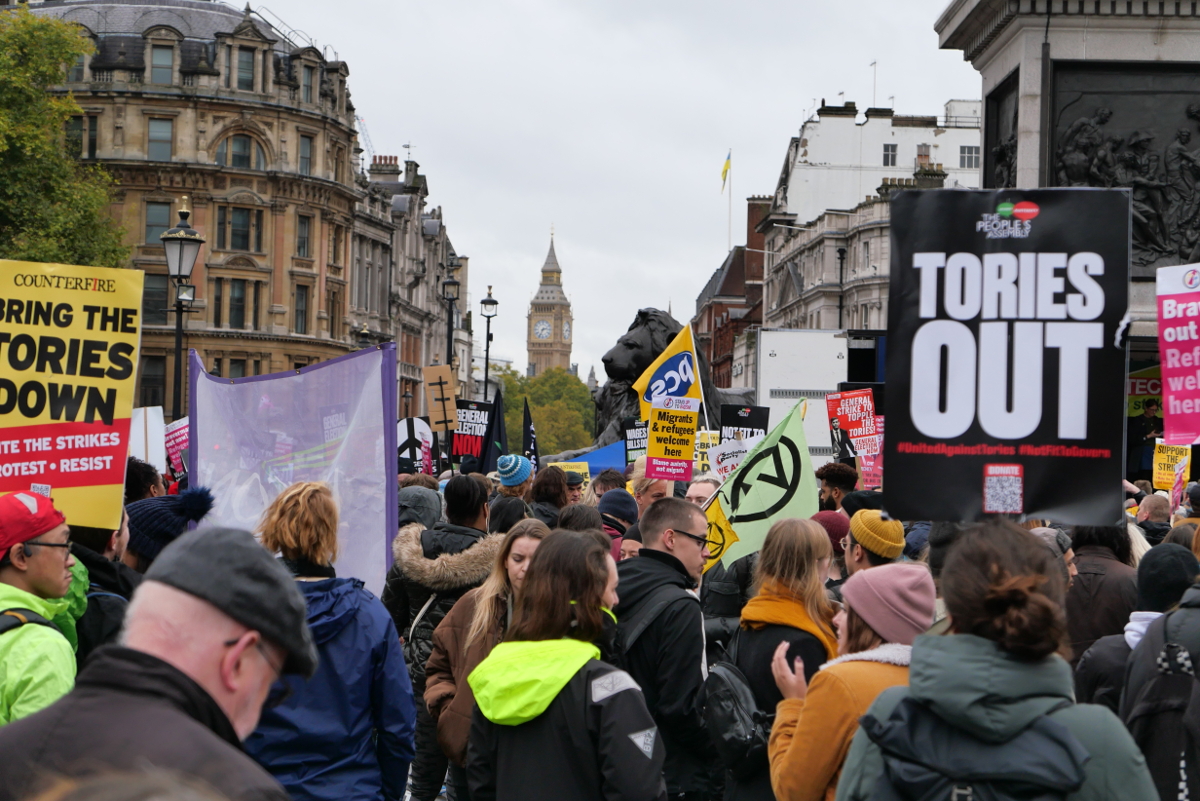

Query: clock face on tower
[[563, 322, 571, 340], [534, 320, 552, 340]]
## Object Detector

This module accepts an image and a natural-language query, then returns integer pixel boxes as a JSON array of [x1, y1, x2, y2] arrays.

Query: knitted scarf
[[740, 581, 838, 659]]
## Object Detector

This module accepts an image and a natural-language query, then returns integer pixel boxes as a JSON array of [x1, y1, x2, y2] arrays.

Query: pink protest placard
[[1158, 263, 1200, 444]]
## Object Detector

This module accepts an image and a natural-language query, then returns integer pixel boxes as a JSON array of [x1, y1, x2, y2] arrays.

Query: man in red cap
[[0, 490, 77, 723]]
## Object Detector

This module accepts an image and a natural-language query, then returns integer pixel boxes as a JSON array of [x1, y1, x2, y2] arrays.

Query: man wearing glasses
[[0, 527, 317, 801], [0, 490, 77, 724], [615, 497, 718, 801]]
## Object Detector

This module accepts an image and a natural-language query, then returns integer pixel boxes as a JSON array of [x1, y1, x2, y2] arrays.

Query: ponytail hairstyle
[[466, 518, 550, 647], [942, 520, 1068, 661], [258, 481, 339, 566], [507, 530, 611, 643]]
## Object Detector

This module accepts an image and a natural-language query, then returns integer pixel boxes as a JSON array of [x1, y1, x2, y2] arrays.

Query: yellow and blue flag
[[703, 400, 816, 571], [632, 324, 703, 422], [721, 150, 731, 192]]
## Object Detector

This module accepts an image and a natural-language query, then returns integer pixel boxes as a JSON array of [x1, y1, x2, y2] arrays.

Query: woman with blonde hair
[[423, 518, 550, 799], [723, 518, 838, 801], [245, 482, 416, 801]]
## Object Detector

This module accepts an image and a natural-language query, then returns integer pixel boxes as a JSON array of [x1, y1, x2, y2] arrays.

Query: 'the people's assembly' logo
[[976, 200, 1039, 239]]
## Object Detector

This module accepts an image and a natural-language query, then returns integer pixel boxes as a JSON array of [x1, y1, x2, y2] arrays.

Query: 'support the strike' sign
[[646, 396, 700, 482], [884, 189, 1129, 524], [1157, 263, 1200, 443], [0, 260, 143, 530]]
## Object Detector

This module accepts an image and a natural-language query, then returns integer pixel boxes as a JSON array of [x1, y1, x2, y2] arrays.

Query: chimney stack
[[369, 154, 401, 183]]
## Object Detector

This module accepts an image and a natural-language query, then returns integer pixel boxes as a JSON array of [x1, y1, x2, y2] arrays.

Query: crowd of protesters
[[10, 450, 1200, 801]]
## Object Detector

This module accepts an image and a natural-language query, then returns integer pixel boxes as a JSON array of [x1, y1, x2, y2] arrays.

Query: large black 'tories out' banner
[[884, 189, 1130, 525]]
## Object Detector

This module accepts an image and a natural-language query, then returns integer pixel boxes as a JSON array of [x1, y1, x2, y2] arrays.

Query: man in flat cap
[[0, 527, 318, 801], [565, 471, 586, 506], [0, 491, 77, 723]]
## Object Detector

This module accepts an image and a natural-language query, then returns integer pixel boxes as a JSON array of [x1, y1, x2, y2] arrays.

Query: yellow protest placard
[[694, 430, 718, 474], [1154, 443, 1191, 490], [548, 461, 591, 489], [0, 260, 143, 529], [646, 396, 700, 482]]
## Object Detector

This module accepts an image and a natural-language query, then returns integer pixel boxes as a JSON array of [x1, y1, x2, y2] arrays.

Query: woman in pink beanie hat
[[766, 562, 935, 801]]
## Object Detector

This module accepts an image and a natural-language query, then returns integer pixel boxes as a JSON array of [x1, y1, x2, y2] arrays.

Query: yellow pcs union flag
[[702, 400, 817, 571], [632, 324, 702, 422]]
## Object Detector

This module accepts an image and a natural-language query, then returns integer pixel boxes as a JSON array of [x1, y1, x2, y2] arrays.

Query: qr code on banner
[[983, 464, 1023, 514]]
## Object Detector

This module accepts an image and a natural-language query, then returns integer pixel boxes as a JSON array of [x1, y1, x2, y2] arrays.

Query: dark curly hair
[[814, 461, 858, 494], [942, 520, 1068, 662]]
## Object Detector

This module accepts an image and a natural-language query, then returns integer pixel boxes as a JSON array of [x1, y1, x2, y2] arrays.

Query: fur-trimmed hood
[[392, 522, 502, 592]]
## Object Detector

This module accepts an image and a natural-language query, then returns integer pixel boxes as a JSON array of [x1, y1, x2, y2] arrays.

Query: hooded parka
[[466, 638, 666, 801], [245, 577, 416, 801], [0, 581, 75, 724], [834, 634, 1157, 801], [382, 521, 502, 690]]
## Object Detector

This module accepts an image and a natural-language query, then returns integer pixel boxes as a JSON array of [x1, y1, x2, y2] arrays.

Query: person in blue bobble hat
[[492, 455, 534, 509], [124, 486, 215, 573]]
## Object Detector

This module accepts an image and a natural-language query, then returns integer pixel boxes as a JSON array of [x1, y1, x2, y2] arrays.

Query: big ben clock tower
[[526, 237, 573, 376]]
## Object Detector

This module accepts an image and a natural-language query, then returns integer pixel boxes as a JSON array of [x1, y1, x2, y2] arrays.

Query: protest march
[[5, 2, 1200, 800]]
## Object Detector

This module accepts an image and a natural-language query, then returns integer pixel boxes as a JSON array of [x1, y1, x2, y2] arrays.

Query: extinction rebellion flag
[[883, 189, 1129, 525]]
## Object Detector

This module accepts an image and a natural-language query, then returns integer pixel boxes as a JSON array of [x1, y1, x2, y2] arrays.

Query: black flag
[[522, 397, 540, 470], [480, 389, 508, 474]]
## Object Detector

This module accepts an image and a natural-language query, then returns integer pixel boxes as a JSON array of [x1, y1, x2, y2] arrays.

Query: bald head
[[1139, 494, 1171, 524], [122, 581, 284, 740]]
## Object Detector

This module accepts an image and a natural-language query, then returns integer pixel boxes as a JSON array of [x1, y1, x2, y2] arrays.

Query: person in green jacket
[[835, 522, 1157, 801], [0, 491, 78, 724]]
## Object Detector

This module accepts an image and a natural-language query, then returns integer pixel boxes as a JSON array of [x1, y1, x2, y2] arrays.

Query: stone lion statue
[[592, 308, 750, 447]]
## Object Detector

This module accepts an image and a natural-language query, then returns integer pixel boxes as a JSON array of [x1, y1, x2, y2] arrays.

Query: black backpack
[[702, 630, 773, 779], [0, 608, 56, 636], [1122, 611, 1200, 801], [861, 696, 1089, 801]]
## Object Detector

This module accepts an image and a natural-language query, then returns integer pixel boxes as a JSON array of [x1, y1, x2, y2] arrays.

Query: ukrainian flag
[[632, 324, 703, 421], [721, 150, 731, 192]]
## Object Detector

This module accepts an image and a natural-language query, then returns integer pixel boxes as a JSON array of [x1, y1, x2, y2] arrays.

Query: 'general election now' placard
[[883, 189, 1129, 524], [0, 260, 143, 529]]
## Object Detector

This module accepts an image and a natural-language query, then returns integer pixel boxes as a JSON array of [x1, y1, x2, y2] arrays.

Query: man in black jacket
[[616, 497, 715, 801], [1135, 494, 1173, 545], [0, 527, 318, 801], [67, 509, 143, 669], [1078, 543, 1197, 712]]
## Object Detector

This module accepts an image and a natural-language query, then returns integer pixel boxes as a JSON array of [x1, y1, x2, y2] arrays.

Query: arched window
[[215, 134, 266, 170]]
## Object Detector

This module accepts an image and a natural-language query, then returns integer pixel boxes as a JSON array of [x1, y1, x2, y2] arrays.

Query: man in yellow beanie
[[845, 509, 903, 576]]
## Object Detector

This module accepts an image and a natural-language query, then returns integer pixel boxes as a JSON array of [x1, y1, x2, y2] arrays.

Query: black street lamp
[[160, 198, 205, 421], [402, 390, 413, 417], [441, 269, 460, 371], [480, 286, 498, 402]]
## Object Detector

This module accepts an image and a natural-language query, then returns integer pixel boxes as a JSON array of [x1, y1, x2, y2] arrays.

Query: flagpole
[[692, 322, 713, 432], [727, 149, 733, 252]]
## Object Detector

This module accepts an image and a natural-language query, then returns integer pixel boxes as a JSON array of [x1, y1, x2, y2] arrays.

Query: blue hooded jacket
[[245, 577, 416, 801]]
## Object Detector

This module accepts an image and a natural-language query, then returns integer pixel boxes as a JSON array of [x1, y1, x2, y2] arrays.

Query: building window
[[862, 240, 870, 273], [230, 279, 246, 329], [294, 284, 309, 334], [145, 202, 171, 243], [252, 281, 261, 330], [237, 48, 254, 91], [960, 145, 981, 169], [297, 215, 311, 258], [140, 356, 166, 407], [147, 118, 173, 161], [68, 54, 85, 82], [224, 44, 232, 88], [213, 278, 223, 327], [302, 65, 314, 103], [328, 287, 341, 340], [66, 116, 98, 159], [215, 134, 265, 170], [143, 274, 169, 325], [916, 143, 931, 166], [211, 358, 222, 377], [882, 143, 897, 167], [151, 45, 173, 85], [253, 359, 261, 375], [299, 135, 313, 176], [215, 205, 264, 252], [229, 359, 246, 379]]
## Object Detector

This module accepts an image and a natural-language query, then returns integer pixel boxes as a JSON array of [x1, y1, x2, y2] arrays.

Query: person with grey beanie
[[0, 527, 316, 801], [1029, 526, 1078, 590]]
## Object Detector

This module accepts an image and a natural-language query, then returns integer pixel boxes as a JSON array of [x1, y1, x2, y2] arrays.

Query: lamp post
[[402, 390, 413, 417], [480, 286, 498, 402], [441, 270, 460, 371], [160, 199, 205, 421]]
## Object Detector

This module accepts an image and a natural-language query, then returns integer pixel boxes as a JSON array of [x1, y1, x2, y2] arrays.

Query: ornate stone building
[[526, 238, 573, 377], [29, 0, 471, 419]]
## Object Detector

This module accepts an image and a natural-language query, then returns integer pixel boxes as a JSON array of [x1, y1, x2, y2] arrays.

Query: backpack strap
[[85, 589, 126, 602], [621, 584, 695, 654], [0, 608, 54, 636]]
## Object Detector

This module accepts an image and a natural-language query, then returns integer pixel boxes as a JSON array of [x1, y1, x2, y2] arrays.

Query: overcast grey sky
[[267, 0, 981, 379]]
